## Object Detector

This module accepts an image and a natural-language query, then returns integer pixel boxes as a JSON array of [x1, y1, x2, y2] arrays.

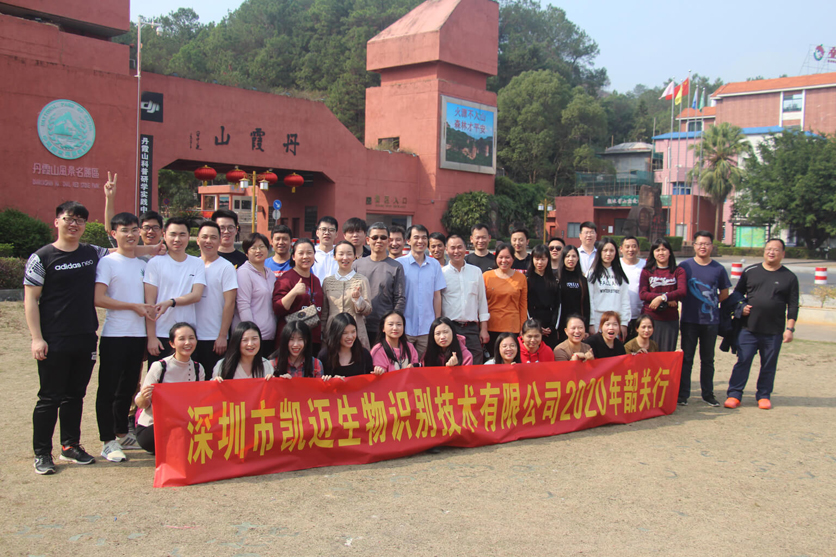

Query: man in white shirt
[[441, 235, 490, 364], [144, 217, 206, 366], [194, 220, 238, 376], [578, 221, 598, 275], [94, 212, 156, 462], [312, 216, 339, 280], [619, 235, 646, 341]]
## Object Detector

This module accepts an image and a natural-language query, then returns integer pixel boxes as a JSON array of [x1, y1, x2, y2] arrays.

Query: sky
[[131, 0, 836, 93]]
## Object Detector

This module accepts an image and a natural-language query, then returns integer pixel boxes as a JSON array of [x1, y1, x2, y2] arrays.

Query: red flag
[[673, 78, 690, 105], [660, 81, 675, 100]]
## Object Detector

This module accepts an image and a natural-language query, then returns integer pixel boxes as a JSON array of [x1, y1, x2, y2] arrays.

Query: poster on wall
[[439, 95, 496, 175]]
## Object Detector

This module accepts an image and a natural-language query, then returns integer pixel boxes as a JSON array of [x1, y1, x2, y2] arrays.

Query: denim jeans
[[679, 322, 719, 401], [728, 329, 783, 400]]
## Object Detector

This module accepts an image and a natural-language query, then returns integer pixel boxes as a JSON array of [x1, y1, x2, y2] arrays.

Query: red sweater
[[272, 268, 324, 347], [639, 266, 687, 321], [517, 336, 555, 363]]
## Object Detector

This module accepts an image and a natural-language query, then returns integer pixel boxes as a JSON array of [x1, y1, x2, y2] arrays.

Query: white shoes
[[101, 440, 127, 462]]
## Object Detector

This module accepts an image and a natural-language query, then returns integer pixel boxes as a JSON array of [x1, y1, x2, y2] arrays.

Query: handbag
[[286, 304, 320, 329]]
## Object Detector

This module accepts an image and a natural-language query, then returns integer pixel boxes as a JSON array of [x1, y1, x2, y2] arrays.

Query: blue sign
[[273, 200, 282, 210], [37, 99, 96, 160]]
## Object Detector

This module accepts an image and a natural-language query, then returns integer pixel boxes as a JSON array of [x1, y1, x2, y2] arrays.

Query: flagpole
[[696, 88, 706, 235], [668, 78, 675, 237], [689, 85, 699, 238]]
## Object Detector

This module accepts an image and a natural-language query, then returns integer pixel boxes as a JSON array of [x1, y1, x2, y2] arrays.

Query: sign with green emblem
[[37, 100, 96, 159]]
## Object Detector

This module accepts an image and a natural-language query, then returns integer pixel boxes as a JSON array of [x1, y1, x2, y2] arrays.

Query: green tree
[[157, 169, 199, 217], [738, 131, 836, 249], [497, 70, 571, 185], [441, 191, 492, 238], [688, 122, 750, 241]]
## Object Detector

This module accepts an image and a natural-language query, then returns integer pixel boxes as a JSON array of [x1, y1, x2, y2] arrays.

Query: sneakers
[[118, 433, 141, 451], [724, 397, 741, 409], [677, 399, 688, 406], [758, 399, 772, 410], [703, 395, 721, 407], [59, 444, 96, 465], [102, 440, 127, 462], [34, 454, 56, 475]]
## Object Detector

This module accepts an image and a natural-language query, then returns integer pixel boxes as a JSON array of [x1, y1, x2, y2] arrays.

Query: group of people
[[24, 179, 799, 476]]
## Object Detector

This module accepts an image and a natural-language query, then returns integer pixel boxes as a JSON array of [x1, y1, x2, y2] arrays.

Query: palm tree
[[688, 122, 750, 241]]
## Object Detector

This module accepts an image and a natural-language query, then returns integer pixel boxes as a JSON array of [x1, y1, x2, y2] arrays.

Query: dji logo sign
[[140, 92, 164, 122]]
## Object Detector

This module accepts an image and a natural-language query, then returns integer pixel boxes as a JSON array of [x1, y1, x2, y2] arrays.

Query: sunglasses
[[370, 235, 388, 241]]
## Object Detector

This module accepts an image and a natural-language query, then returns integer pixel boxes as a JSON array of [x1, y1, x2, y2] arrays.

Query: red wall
[[553, 197, 593, 245]]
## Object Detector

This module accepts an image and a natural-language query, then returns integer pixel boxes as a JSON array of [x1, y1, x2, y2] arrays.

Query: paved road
[[714, 256, 831, 295]]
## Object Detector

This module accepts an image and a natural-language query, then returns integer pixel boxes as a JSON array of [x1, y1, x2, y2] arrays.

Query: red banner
[[153, 352, 682, 487]]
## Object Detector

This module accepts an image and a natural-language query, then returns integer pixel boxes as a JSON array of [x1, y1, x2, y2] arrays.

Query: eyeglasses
[[548, 246, 563, 252], [249, 245, 267, 252], [61, 216, 86, 225], [370, 235, 388, 241], [219, 226, 237, 233], [141, 225, 161, 232], [317, 227, 336, 233], [694, 242, 712, 247]]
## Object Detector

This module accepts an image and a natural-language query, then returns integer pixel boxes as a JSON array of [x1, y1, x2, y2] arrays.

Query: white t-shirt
[[312, 246, 339, 281], [137, 355, 204, 427], [195, 257, 238, 341], [143, 254, 207, 338], [212, 358, 275, 379], [621, 258, 647, 320], [96, 253, 148, 337]]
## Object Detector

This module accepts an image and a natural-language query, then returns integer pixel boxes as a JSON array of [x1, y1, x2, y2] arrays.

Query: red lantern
[[226, 166, 247, 185], [194, 165, 217, 186], [258, 170, 278, 186], [283, 172, 304, 193]]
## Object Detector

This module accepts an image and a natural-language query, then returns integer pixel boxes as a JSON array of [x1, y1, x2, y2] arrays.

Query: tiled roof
[[711, 73, 836, 97], [677, 107, 716, 119]]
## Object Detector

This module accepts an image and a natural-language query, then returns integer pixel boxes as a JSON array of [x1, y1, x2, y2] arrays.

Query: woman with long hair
[[485, 332, 522, 365], [320, 241, 373, 349], [235, 232, 276, 359], [527, 245, 560, 349], [212, 321, 274, 381], [483, 242, 528, 357], [556, 245, 590, 342], [370, 310, 419, 373], [639, 238, 686, 352], [270, 320, 325, 379], [422, 317, 473, 367], [272, 238, 325, 353], [587, 237, 631, 338], [318, 312, 377, 376]]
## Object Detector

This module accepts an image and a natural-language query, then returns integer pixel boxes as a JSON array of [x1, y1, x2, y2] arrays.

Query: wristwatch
[[170, 298, 177, 308], [786, 327, 795, 333]]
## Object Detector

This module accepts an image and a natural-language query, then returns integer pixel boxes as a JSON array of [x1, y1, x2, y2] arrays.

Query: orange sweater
[[483, 270, 528, 334]]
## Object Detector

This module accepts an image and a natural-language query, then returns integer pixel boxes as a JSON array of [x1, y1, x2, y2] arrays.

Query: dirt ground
[[1, 301, 833, 557]]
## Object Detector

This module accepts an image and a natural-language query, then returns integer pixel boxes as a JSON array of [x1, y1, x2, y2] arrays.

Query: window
[[378, 137, 400, 150], [202, 195, 216, 211], [675, 224, 687, 237], [687, 121, 703, 132], [782, 92, 802, 113], [671, 183, 691, 195], [233, 198, 252, 211], [218, 195, 230, 210], [567, 222, 580, 238]]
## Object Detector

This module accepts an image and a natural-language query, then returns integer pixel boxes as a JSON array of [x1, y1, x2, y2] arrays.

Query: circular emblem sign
[[37, 99, 96, 160]]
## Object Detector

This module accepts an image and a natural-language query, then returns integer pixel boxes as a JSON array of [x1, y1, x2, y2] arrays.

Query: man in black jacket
[[724, 239, 799, 410]]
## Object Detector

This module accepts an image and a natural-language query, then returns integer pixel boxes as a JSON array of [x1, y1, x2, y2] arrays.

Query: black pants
[[136, 424, 155, 454], [146, 337, 174, 370], [679, 322, 719, 401], [33, 350, 96, 455], [455, 322, 485, 365], [194, 340, 223, 381], [96, 336, 146, 442]]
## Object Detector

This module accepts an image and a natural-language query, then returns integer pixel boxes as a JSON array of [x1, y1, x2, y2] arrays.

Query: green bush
[[190, 227, 199, 237], [0, 208, 53, 258], [0, 243, 13, 257], [186, 240, 200, 257], [488, 239, 497, 250], [607, 235, 651, 252], [665, 236, 683, 251], [529, 239, 544, 248], [0, 257, 25, 289], [80, 221, 112, 248]]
